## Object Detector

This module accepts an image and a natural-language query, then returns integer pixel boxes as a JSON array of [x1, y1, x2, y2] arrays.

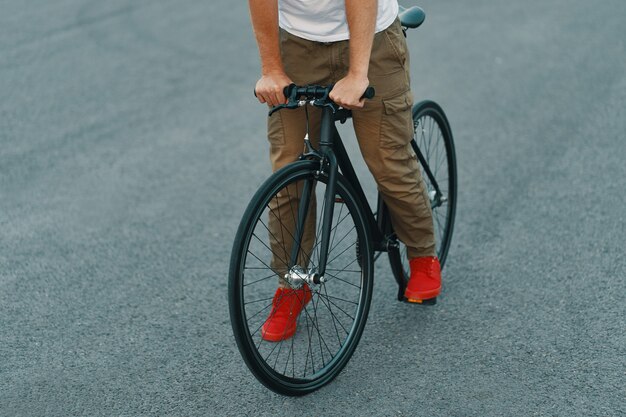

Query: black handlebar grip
[[362, 87, 375, 100], [283, 83, 296, 98], [254, 84, 296, 98]]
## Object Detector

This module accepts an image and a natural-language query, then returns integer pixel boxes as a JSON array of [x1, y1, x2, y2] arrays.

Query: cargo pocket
[[380, 90, 414, 148]]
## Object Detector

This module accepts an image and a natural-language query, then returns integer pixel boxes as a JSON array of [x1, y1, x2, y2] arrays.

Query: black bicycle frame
[[288, 102, 443, 281]]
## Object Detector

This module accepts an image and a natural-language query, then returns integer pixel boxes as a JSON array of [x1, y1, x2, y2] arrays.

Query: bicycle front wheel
[[229, 160, 373, 396], [388, 100, 457, 287]]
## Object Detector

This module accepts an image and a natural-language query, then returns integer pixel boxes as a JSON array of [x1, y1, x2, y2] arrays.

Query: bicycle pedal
[[403, 296, 437, 306]]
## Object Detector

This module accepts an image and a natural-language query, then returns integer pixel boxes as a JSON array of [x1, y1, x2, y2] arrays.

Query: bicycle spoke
[[244, 271, 278, 288], [428, 117, 435, 160], [327, 224, 357, 259], [243, 295, 275, 306], [317, 293, 351, 336], [326, 239, 358, 267], [328, 202, 345, 260], [321, 283, 344, 347], [251, 232, 290, 270], [316, 291, 356, 321], [306, 209, 353, 268], [322, 293, 359, 305], [310, 295, 329, 367], [245, 300, 275, 323], [301, 298, 334, 358], [324, 257, 360, 278], [246, 249, 277, 276], [323, 271, 361, 289]]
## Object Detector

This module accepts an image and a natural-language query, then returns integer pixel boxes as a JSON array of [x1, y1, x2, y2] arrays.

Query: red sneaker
[[261, 286, 312, 342], [404, 256, 441, 304]]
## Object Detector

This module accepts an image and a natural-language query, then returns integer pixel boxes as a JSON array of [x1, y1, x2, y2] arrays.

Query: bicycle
[[229, 5, 457, 396]]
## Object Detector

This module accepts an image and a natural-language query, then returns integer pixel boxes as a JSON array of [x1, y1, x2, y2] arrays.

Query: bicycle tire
[[229, 160, 374, 395], [388, 100, 457, 291]]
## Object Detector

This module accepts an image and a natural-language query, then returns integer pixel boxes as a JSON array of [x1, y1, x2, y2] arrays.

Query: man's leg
[[262, 31, 336, 341], [339, 19, 440, 303], [267, 30, 331, 285], [348, 19, 437, 259]]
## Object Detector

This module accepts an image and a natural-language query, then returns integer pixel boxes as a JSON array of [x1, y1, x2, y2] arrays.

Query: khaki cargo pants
[[268, 19, 436, 281]]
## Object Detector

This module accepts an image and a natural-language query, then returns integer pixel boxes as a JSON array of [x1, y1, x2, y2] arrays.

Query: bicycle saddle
[[398, 5, 426, 29]]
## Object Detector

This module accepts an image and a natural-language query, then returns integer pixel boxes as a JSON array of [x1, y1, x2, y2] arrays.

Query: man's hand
[[255, 72, 293, 107], [329, 73, 370, 109]]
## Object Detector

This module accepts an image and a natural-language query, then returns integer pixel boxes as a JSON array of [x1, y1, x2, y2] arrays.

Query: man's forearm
[[249, 0, 284, 75], [345, 0, 377, 77]]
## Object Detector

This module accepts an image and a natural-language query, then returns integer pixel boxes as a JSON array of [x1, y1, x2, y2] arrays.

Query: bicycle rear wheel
[[229, 160, 373, 395], [388, 100, 457, 291]]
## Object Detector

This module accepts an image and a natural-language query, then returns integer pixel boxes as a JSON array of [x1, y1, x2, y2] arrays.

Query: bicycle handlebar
[[255, 83, 375, 116], [282, 84, 375, 101]]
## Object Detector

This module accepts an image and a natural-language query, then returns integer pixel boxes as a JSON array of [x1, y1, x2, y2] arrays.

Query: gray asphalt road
[[1, 0, 625, 415]]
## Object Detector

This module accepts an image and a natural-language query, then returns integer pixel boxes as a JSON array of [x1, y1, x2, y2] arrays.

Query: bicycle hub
[[284, 266, 324, 289]]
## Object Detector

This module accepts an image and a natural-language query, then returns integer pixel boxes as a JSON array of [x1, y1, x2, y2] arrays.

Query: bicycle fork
[[285, 107, 338, 288]]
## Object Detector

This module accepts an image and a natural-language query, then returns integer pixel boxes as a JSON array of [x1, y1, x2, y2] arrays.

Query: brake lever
[[268, 104, 287, 117], [268, 101, 301, 117], [313, 99, 340, 114]]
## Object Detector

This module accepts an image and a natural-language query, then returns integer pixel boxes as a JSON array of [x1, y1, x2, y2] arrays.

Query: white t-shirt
[[278, 0, 399, 42]]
